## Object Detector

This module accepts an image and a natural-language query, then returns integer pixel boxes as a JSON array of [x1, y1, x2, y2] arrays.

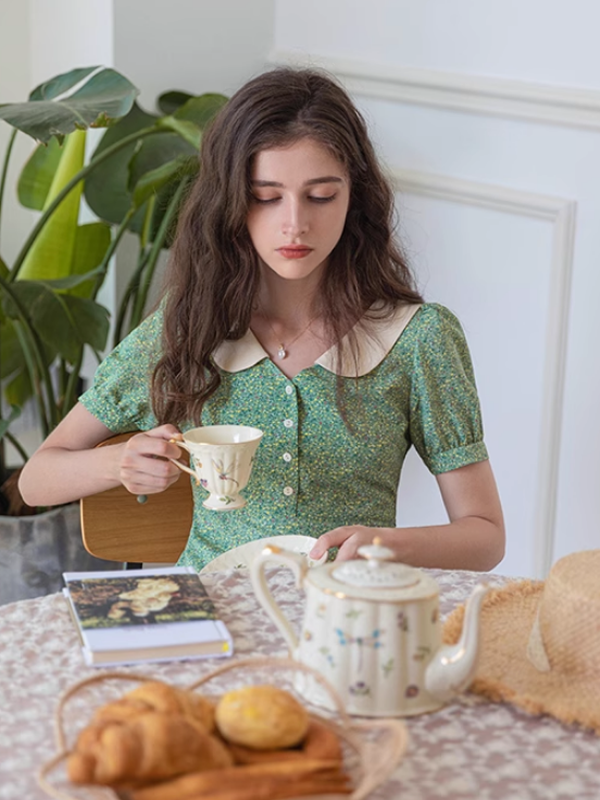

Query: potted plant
[[0, 66, 227, 601]]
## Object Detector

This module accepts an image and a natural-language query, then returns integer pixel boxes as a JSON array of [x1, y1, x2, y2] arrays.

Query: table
[[1, 566, 599, 800]]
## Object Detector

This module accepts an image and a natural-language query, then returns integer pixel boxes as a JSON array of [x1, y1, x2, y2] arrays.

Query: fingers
[[118, 427, 185, 495], [309, 527, 379, 562], [309, 527, 360, 561]]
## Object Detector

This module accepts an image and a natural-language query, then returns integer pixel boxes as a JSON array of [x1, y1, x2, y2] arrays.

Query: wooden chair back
[[80, 432, 193, 564]]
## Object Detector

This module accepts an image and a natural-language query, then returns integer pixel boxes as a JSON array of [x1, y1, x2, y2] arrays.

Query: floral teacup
[[170, 425, 263, 510]]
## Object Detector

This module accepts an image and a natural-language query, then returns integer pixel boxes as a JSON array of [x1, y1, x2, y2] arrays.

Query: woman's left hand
[[309, 526, 391, 562]]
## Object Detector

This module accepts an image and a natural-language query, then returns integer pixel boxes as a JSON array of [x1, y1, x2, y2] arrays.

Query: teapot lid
[[331, 538, 420, 589]]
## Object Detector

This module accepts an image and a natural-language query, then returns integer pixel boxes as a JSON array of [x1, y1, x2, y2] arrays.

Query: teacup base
[[202, 493, 246, 511]]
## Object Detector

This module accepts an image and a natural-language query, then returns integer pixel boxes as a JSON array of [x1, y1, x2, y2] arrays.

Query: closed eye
[[309, 195, 336, 203], [251, 196, 280, 204]]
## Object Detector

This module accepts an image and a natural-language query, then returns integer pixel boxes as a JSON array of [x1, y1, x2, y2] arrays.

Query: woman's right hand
[[117, 425, 185, 496]]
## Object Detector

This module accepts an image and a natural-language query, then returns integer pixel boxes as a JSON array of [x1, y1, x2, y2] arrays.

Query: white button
[[283, 419, 294, 428], [282, 452, 292, 463], [283, 486, 294, 496], [285, 385, 293, 395]]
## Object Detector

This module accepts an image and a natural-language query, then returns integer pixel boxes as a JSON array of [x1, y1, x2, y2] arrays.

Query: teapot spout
[[424, 582, 489, 703]]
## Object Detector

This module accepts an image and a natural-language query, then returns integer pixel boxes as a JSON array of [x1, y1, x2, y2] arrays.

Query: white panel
[[395, 192, 554, 579]]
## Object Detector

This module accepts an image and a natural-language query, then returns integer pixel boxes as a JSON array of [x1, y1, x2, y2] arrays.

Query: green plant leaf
[[39, 265, 104, 291], [17, 130, 86, 282], [84, 101, 158, 229], [68, 222, 112, 297], [17, 137, 63, 210], [0, 66, 139, 144], [127, 130, 197, 192], [132, 155, 197, 208], [62, 295, 110, 352], [173, 93, 228, 128], [3, 368, 30, 410], [157, 90, 194, 115], [156, 116, 202, 150], [2, 281, 108, 363]]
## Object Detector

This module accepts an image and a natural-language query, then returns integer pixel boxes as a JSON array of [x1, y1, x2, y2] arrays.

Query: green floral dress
[[79, 303, 488, 571]]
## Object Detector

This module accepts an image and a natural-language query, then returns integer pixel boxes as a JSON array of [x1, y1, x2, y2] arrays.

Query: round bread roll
[[215, 685, 309, 750]]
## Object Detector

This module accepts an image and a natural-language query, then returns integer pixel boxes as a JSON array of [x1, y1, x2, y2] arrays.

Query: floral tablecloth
[[0, 566, 599, 800]]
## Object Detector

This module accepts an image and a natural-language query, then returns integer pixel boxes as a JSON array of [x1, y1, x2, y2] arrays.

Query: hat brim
[[443, 581, 600, 734]]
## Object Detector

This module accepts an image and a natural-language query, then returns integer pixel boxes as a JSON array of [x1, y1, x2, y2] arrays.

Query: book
[[62, 565, 233, 667]]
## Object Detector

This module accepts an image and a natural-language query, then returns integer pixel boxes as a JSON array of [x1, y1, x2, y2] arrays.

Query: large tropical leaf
[[17, 137, 63, 210], [157, 90, 194, 116], [2, 281, 109, 363], [68, 222, 112, 298], [132, 155, 197, 208], [173, 93, 228, 128], [127, 131, 197, 197], [0, 67, 139, 144], [62, 294, 110, 352], [84, 102, 158, 230], [17, 130, 86, 282]]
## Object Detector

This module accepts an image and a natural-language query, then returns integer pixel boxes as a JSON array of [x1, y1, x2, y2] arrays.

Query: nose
[[281, 198, 308, 238]]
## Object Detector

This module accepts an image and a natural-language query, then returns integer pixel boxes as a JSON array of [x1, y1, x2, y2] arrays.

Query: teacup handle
[[168, 438, 198, 483], [250, 546, 308, 654]]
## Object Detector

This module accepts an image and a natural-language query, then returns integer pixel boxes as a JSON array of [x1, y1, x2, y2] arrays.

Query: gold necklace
[[261, 310, 317, 360]]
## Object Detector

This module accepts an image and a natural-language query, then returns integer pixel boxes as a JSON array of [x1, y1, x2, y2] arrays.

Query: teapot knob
[[357, 536, 396, 569]]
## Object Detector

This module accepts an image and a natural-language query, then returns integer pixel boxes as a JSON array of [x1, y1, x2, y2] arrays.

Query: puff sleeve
[[408, 304, 488, 475], [78, 310, 162, 433]]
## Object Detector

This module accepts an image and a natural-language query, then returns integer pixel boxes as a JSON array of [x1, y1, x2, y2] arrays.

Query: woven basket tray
[[38, 657, 408, 800]]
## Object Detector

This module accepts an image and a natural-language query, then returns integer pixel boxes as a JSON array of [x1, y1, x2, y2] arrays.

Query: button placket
[[280, 381, 299, 508]]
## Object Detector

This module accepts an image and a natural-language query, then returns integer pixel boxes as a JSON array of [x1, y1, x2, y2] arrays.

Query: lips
[[277, 246, 313, 260]]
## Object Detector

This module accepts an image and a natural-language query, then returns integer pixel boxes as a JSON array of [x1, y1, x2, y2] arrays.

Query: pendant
[[277, 345, 287, 360]]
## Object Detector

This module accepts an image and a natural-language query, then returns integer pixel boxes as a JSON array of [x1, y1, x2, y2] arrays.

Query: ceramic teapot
[[251, 537, 489, 717]]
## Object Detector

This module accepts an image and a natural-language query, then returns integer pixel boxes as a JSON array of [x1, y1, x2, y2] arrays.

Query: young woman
[[19, 68, 505, 572]]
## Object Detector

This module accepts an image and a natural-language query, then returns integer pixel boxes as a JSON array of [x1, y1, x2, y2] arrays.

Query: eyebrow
[[251, 176, 344, 188]]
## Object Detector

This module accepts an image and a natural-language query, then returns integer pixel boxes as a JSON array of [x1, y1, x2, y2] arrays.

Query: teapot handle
[[250, 546, 308, 654]]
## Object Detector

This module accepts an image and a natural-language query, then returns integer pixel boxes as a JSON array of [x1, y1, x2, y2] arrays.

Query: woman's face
[[246, 138, 350, 285]]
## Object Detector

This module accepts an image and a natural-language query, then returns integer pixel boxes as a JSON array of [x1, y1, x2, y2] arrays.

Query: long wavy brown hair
[[152, 67, 423, 425]]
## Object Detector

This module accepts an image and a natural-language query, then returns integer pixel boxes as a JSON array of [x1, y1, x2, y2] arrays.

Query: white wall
[[114, 0, 275, 110], [111, 0, 275, 315], [273, 0, 600, 578], [0, 0, 33, 267]]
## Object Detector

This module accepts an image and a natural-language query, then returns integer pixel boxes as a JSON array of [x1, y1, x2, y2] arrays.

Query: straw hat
[[443, 550, 600, 733]]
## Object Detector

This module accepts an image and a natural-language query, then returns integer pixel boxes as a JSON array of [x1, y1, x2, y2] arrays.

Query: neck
[[257, 271, 321, 327]]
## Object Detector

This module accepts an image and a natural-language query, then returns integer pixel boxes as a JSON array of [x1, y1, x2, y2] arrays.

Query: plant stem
[[9, 126, 162, 282], [130, 177, 189, 329], [91, 206, 137, 300], [0, 273, 56, 434], [5, 430, 29, 464], [0, 128, 17, 250], [63, 348, 84, 415], [12, 321, 50, 437]]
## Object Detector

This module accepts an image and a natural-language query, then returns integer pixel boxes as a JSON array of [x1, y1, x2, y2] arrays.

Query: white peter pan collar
[[212, 303, 421, 378]]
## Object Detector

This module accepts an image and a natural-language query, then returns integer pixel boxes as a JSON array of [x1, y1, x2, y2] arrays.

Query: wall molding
[[270, 49, 600, 131], [391, 169, 577, 578]]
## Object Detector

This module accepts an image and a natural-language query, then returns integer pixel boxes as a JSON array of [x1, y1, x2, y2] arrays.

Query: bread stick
[[130, 759, 348, 800]]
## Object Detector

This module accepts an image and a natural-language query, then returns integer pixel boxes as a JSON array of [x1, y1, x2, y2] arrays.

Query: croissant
[[67, 710, 233, 787], [93, 680, 215, 732]]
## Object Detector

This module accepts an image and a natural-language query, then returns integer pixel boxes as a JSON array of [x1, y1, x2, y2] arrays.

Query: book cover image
[[67, 574, 217, 630]]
